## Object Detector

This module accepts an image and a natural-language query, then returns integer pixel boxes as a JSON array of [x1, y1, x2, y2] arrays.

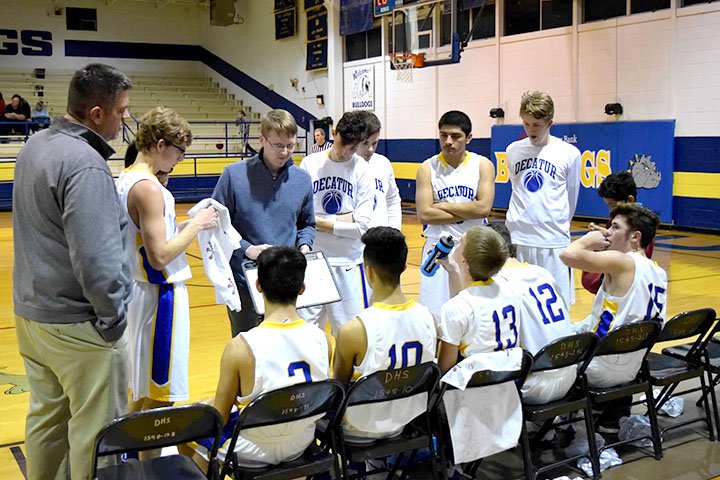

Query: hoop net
[[390, 52, 416, 83]]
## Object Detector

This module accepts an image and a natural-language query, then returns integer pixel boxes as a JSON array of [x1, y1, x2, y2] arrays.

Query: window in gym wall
[[345, 26, 382, 62], [584, 0, 625, 22], [631, 0, 670, 14], [440, 1, 495, 47], [505, 0, 571, 36], [66, 7, 97, 31]]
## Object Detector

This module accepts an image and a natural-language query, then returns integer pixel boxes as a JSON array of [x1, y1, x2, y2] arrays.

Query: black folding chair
[[586, 321, 663, 460], [333, 362, 442, 480], [519, 332, 600, 480], [653, 308, 719, 439], [435, 350, 533, 479], [91, 403, 223, 480], [220, 379, 345, 480]]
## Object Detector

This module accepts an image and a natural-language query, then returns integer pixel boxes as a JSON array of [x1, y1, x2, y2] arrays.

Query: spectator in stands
[[1, 94, 31, 136], [30, 100, 51, 132], [311, 127, 332, 153], [0, 92, 5, 113], [213, 109, 315, 336], [236, 109, 254, 154], [581, 171, 654, 294]]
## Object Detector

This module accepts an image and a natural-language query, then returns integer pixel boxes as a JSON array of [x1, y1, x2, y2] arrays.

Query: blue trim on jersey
[[359, 263, 370, 309], [151, 284, 175, 386], [197, 409, 240, 451], [139, 246, 168, 285]]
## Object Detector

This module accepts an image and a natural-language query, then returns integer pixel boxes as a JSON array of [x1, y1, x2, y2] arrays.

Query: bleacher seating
[[0, 69, 263, 162]]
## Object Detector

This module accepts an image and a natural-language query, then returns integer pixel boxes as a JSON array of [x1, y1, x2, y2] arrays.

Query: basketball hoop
[[390, 52, 423, 83]]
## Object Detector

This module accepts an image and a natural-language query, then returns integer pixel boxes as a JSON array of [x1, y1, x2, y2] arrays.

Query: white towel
[[188, 198, 242, 311], [441, 348, 524, 464]]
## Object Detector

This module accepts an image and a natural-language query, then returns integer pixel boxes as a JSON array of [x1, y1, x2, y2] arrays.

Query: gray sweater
[[13, 116, 132, 342], [212, 151, 316, 288]]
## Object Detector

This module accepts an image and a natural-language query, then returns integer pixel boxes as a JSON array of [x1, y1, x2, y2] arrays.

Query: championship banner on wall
[[490, 121, 675, 222]]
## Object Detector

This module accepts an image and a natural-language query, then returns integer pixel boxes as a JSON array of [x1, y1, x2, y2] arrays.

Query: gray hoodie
[[13, 116, 131, 342]]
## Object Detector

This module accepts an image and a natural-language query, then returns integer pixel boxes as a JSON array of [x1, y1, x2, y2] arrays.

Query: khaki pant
[[15, 316, 128, 480]]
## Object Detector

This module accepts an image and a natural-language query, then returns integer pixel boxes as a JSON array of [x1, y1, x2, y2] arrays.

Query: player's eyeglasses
[[167, 142, 186, 158]]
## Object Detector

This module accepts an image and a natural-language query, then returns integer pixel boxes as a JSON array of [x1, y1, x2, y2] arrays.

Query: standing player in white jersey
[[437, 226, 522, 374], [183, 247, 332, 470], [416, 111, 495, 320], [561, 203, 667, 430], [116, 107, 218, 458], [299, 111, 375, 334], [356, 111, 402, 229], [334, 227, 436, 441], [505, 91, 580, 306], [489, 223, 575, 404]]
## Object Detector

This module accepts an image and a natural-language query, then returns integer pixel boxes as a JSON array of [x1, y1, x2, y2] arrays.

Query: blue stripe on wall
[[674, 137, 720, 173], [673, 196, 720, 230], [64, 40, 317, 131]]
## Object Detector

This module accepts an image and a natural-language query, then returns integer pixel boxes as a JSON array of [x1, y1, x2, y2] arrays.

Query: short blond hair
[[261, 109, 298, 137], [519, 91, 554, 121], [463, 226, 508, 281], [136, 106, 192, 152]]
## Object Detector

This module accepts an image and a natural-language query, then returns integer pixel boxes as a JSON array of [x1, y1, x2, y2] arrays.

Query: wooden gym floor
[[1, 204, 719, 479]]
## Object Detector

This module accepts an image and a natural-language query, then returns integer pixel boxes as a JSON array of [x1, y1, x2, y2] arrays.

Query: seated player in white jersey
[[299, 111, 375, 335], [416, 110, 495, 321], [183, 247, 333, 469], [437, 226, 522, 374], [561, 203, 667, 430], [488, 224, 575, 404], [505, 91, 581, 307], [356, 111, 402, 229], [116, 107, 218, 459], [334, 227, 437, 442]]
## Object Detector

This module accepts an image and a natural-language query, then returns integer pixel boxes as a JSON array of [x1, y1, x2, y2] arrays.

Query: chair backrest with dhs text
[[334, 362, 442, 480], [92, 403, 223, 480], [587, 320, 663, 460], [647, 308, 718, 440], [437, 348, 533, 477], [520, 332, 601, 480], [221, 379, 345, 480]]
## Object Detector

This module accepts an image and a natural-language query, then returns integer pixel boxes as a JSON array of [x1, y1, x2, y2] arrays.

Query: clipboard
[[241, 250, 342, 315]]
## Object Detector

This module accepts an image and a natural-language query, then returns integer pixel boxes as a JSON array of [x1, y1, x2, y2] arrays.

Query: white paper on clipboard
[[241, 250, 342, 315]]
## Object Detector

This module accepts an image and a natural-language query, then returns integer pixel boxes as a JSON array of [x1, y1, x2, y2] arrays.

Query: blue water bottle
[[421, 235, 454, 277]]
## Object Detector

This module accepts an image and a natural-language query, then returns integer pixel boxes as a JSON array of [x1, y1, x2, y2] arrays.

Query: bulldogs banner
[[490, 121, 674, 222]]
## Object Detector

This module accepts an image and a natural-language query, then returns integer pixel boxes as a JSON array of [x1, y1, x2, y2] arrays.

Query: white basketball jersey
[[423, 152, 488, 241], [439, 277, 523, 358], [584, 252, 668, 338], [506, 136, 581, 248], [236, 319, 330, 443], [345, 300, 437, 437], [367, 153, 402, 230], [299, 151, 375, 266], [497, 262, 573, 355], [116, 168, 191, 285]]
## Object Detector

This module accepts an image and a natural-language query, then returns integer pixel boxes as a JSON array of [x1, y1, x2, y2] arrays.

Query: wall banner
[[490, 121, 675, 222], [348, 65, 374, 110]]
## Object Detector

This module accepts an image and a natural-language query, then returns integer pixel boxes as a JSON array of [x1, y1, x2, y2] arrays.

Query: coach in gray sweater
[[213, 109, 315, 336], [13, 64, 132, 480]]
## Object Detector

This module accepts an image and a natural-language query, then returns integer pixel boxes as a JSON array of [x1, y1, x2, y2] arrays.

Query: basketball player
[[184, 247, 332, 469], [437, 226, 521, 374], [116, 107, 218, 458], [299, 111, 375, 334], [560, 203, 666, 429], [334, 227, 436, 440], [505, 91, 580, 306], [356, 111, 402, 229], [489, 224, 575, 404], [582, 171, 654, 294], [416, 111, 495, 320]]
